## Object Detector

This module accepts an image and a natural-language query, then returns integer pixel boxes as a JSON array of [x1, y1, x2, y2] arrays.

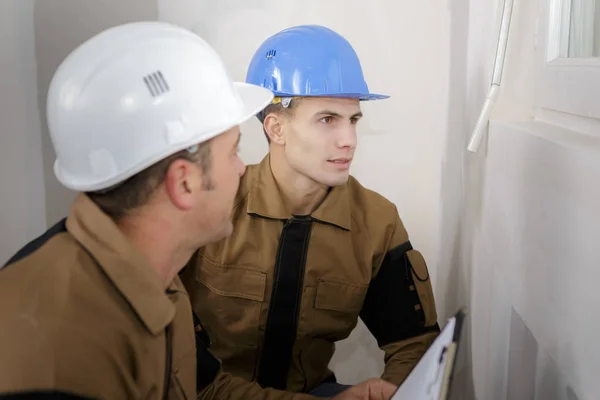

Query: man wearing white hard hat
[[0, 21, 397, 400]]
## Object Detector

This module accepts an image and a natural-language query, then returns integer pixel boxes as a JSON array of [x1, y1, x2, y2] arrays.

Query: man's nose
[[337, 125, 357, 149]]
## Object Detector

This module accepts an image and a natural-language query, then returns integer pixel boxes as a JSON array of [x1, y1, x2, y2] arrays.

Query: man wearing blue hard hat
[[181, 24, 440, 397]]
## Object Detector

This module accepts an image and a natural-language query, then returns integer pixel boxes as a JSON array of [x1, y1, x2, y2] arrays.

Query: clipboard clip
[[426, 345, 448, 400]]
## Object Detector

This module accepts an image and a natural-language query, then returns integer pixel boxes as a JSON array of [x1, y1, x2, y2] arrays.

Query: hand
[[331, 378, 397, 400]]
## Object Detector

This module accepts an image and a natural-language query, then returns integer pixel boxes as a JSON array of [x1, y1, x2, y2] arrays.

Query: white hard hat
[[47, 21, 273, 192]]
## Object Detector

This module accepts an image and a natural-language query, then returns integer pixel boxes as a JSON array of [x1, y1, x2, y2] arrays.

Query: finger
[[369, 379, 397, 399]]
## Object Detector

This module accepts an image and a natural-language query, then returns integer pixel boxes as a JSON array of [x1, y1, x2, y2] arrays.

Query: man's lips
[[327, 158, 352, 164]]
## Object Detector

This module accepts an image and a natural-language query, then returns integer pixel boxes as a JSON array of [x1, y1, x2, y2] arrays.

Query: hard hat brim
[[233, 82, 275, 125], [270, 92, 390, 101]]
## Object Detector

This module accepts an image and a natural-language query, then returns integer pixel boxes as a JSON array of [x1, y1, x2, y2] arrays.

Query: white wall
[[157, 0, 452, 384], [436, 0, 496, 396], [464, 0, 600, 399], [475, 121, 600, 400], [0, 0, 46, 265]]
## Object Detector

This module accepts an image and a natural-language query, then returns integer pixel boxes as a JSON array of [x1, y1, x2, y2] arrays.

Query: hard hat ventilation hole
[[265, 49, 276, 60], [143, 71, 170, 97]]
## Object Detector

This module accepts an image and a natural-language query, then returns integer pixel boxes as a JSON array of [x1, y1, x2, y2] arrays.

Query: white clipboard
[[391, 308, 467, 400]]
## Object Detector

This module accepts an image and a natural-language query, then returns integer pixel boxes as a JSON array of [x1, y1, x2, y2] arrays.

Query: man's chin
[[205, 221, 234, 245], [221, 221, 234, 239], [323, 174, 350, 187]]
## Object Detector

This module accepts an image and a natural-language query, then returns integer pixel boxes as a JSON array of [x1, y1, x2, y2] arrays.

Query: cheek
[[225, 159, 242, 195], [287, 126, 326, 158]]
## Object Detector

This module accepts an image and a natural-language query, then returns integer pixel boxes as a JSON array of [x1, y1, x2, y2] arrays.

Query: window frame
[[534, 0, 600, 122]]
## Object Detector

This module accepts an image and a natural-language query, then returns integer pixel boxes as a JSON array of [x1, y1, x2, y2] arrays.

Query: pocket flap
[[314, 280, 368, 313], [197, 262, 266, 302]]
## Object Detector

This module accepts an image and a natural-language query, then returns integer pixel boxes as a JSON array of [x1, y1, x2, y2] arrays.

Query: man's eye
[[320, 116, 333, 124]]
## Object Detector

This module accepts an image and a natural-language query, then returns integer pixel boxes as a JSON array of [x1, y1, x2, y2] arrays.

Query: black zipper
[[162, 324, 173, 399]]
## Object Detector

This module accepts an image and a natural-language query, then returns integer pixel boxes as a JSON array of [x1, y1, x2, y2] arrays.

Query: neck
[[269, 152, 329, 216], [118, 210, 194, 290]]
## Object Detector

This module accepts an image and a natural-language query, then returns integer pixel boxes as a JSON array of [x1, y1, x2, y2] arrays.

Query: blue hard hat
[[246, 25, 389, 101]]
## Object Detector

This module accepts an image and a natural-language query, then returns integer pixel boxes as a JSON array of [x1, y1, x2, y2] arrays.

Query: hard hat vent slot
[[265, 49, 276, 60], [143, 70, 170, 97]]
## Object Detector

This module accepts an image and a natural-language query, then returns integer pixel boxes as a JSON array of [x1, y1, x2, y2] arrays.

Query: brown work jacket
[[0, 194, 197, 399], [0, 194, 319, 400], [182, 155, 440, 393]]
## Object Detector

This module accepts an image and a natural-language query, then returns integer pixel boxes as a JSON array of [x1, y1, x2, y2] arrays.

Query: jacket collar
[[246, 155, 352, 230], [66, 194, 176, 335]]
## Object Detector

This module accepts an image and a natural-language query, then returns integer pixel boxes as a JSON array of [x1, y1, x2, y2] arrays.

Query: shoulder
[[1, 223, 91, 293], [0, 229, 139, 397], [344, 175, 411, 257], [232, 162, 261, 208], [0, 223, 136, 348], [346, 175, 399, 228], [2, 225, 106, 301]]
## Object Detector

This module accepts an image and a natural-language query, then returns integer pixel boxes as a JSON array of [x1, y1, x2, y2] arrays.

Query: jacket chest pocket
[[301, 279, 369, 340], [193, 260, 266, 350]]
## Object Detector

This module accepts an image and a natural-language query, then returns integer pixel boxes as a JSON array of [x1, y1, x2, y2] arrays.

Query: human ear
[[264, 114, 285, 145], [163, 159, 199, 210]]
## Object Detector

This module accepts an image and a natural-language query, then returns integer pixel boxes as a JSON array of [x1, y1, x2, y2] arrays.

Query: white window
[[534, 0, 600, 131]]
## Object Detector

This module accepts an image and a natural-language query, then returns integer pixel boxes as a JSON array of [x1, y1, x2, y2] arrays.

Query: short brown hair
[[258, 99, 300, 142], [87, 140, 212, 221]]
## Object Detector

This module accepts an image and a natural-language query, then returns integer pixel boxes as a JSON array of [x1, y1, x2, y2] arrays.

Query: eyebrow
[[314, 110, 363, 119]]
